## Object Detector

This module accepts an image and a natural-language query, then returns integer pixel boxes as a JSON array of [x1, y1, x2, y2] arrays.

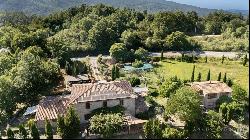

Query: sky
[[168, 0, 249, 10]]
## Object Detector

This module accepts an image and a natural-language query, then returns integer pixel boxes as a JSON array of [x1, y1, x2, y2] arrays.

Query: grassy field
[[121, 58, 249, 92]]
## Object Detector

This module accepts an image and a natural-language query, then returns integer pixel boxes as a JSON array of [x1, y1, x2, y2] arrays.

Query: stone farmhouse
[[35, 81, 139, 128], [190, 81, 232, 109]]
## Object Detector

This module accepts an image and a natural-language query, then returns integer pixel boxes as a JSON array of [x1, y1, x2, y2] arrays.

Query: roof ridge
[[67, 84, 95, 105]]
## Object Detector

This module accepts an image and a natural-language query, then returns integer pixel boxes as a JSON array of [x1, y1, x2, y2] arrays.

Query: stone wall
[[75, 97, 136, 123]]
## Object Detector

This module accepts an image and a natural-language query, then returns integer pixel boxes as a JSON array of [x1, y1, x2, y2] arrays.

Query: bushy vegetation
[[56, 107, 81, 139], [129, 77, 141, 87], [132, 59, 144, 68], [90, 105, 125, 117], [89, 113, 124, 138]]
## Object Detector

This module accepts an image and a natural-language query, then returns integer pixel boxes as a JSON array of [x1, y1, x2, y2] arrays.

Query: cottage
[[35, 81, 137, 128], [190, 81, 232, 109]]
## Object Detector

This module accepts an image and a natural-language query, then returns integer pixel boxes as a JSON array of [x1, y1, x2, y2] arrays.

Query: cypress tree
[[7, 128, 14, 139], [115, 65, 120, 79], [65, 61, 72, 75], [45, 118, 53, 139], [243, 54, 248, 66], [57, 115, 65, 138], [192, 54, 194, 63], [221, 55, 225, 64], [223, 73, 227, 83], [111, 65, 116, 81], [191, 65, 195, 82], [206, 69, 211, 81], [30, 123, 39, 139], [197, 72, 201, 82], [217, 72, 221, 81], [181, 53, 184, 62], [161, 50, 164, 61], [19, 124, 27, 139], [64, 106, 81, 138], [72, 61, 78, 76], [205, 56, 207, 63], [227, 79, 233, 87]]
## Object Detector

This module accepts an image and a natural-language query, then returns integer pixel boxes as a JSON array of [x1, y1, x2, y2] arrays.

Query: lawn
[[121, 58, 249, 92]]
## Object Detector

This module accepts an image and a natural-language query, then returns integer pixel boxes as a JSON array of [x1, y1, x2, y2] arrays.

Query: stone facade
[[75, 97, 136, 123]]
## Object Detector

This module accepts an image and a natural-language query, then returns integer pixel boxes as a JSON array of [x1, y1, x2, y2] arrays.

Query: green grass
[[122, 59, 249, 93]]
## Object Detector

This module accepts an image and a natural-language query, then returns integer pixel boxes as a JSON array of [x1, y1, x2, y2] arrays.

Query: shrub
[[143, 119, 163, 139], [226, 79, 233, 87], [45, 119, 53, 139], [7, 128, 14, 139], [57, 115, 65, 138], [63, 106, 81, 139], [215, 95, 233, 111], [132, 59, 144, 68], [162, 127, 185, 139], [30, 123, 39, 139], [134, 47, 149, 61], [89, 113, 124, 138], [129, 77, 141, 87], [242, 54, 248, 66], [90, 105, 125, 117], [18, 125, 27, 139]]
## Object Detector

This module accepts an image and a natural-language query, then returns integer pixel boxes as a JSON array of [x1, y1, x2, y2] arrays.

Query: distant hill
[[226, 9, 249, 16], [0, 0, 246, 16]]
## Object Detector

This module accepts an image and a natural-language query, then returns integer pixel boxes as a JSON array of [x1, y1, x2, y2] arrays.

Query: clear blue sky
[[168, 0, 249, 10]]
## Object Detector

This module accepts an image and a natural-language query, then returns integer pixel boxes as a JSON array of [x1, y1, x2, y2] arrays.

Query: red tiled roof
[[68, 80, 134, 104], [35, 81, 135, 121], [191, 81, 232, 94], [35, 96, 70, 121]]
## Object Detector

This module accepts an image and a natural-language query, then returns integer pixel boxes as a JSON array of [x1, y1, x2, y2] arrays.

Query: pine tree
[[115, 65, 120, 79], [57, 115, 65, 138], [31, 123, 39, 139], [161, 50, 164, 61], [19, 124, 27, 139], [191, 65, 195, 82], [7, 128, 14, 139], [217, 72, 221, 81], [111, 65, 116, 81], [45, 118, 53, 139], [205, 56, 207, 63], [221, 55, 225, 64], [206, 69, 211, 81], [64, 106, 81, 138], [223, 73, 227, 83], [197, 72, 201, 82], [243, 54, 248, 66]]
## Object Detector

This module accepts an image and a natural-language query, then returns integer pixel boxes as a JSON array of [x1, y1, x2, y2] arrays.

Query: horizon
[[168, 0, 249, 10]]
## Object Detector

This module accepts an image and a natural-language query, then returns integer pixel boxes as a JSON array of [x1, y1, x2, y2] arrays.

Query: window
[[119, 99, 124, 106], [86, 102, 90, 109], [84, 114, 91, 120], [207, 93, 217, 99], [103, 101, 107, 107], [220, 92, 229, 96]]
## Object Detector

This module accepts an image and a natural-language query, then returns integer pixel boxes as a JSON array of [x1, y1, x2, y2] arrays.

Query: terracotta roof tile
[[191, 81, 232, 94], [35, 81, 136, 121]]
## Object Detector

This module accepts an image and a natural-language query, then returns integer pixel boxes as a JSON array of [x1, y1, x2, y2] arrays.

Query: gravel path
[[150, 51, 249, 59]]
